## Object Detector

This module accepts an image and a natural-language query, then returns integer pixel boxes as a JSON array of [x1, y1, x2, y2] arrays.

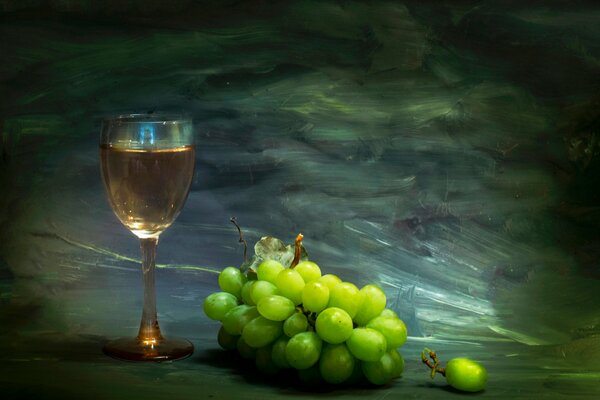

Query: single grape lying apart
[[445, 358, 488, 392], [203, 233, 409, 387], [422, 348, 488, 392]]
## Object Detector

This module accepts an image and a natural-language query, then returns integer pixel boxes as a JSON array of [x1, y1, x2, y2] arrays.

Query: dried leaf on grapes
[[254, 236, 308, 267]]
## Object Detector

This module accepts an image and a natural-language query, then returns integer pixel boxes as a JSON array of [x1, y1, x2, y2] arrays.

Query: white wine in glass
[[100, 113, 195, 361]]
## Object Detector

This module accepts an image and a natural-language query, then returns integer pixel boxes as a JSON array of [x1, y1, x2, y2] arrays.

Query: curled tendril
[[230, 217, 247, 262], [421, 347, 446, 378]]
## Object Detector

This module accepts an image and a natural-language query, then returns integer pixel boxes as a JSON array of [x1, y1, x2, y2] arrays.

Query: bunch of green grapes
[[203, 235, 408, 386]]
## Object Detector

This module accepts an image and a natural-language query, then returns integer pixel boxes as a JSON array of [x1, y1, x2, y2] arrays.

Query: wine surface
[[100, 144, 195, 238]]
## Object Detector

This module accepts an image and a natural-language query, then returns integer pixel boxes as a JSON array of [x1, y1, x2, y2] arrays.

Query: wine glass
[[100, 113, 195, 361]]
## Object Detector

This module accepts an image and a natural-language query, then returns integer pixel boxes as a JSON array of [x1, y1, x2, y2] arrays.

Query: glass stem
[[137, 237, 163, 342]]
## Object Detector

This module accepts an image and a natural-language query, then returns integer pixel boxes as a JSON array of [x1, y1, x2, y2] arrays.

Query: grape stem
[[421, 348, 446, 378], [290, 233, 304, 268], [230, 217, 247, 262]]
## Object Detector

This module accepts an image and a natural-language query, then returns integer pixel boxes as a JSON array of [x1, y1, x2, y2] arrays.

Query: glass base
[[103, 336, 194, 362]]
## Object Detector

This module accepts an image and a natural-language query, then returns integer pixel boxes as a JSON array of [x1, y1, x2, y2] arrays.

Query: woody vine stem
[[290, 233, 304, 268], [422, 348, 446, 378], [230, 216, 247, 262]]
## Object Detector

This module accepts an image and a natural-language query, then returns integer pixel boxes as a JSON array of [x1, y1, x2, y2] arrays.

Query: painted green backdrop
[[1, 1, 600, 398]]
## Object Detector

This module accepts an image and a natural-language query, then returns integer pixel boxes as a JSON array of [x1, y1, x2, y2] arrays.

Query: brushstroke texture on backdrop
[[1, 0, 600, 391]]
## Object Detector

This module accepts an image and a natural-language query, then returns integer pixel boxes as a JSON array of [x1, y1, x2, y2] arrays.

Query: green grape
[[255, 345, 279, 375], [315, 307, 353, 344], [388, 348, 404, 378], [302, 281, 329, 313], [353, 284, 387, 326], [328, 282, 360, 318], [250, 280, 279, 304], [445, 358, 488, 392], [319, 343, 355, 384], [362, 351, 397, 385], [366, 316, 408, 350], [271, 336, 291, 369], [237, 336, 257, 359], [257, 259, 285, 284], [346, 327, 387, 362], [203, 292, 239, 321], [379, 308, 398, 319], [242, 316, 283, 348], [217, 325, 239, 350], [257, 295, 295, 321], [294, 261, 321, 282], [218, 266, 247, 299], [222, 304, 259, 335], [275, 269, 305, 305], [283, 312, 309, 337], [285, 331, 322, 370], [241, 280, 257, 305], [318, 274, 341, 291]]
